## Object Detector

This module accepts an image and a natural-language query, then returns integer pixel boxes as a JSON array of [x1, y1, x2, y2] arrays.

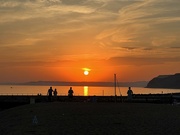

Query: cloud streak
[[94, 0, 180, 59]]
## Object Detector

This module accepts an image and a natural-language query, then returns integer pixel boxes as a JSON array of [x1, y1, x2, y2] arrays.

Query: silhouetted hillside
[[0, 81, 148, 87], [146, 73, 180, 89]]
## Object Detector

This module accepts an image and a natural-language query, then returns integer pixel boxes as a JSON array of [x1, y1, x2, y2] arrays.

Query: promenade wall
[[0, 93, 180, 110]]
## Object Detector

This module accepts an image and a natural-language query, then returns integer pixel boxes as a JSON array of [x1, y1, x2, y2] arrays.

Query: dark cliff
[[146, 73, 180, 89]]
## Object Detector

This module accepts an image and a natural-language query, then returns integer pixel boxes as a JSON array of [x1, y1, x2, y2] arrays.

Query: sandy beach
[[0, 102, 180, 135]]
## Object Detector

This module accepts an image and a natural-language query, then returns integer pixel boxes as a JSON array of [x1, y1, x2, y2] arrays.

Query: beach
[[0, 102, 180, 135]]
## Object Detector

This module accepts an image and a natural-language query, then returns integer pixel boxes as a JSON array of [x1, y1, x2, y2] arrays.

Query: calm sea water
[[0, 85, 180, 96]]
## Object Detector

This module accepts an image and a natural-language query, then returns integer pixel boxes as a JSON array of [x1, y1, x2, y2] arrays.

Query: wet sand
[[0, 102, 180, 135]]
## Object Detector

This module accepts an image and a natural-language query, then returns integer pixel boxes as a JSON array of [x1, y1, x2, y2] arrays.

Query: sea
[[0, 85, 180, 96]]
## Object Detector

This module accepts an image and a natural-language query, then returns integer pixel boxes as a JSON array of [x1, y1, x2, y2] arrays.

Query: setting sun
[[82, 68, 91, 76], [84, 70, 89, 75]]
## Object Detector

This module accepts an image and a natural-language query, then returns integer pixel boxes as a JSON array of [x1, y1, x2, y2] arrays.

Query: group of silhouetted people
[[47, 86, 133, 102], [47, 87, 58, 101], [47, 86, 74, 102]]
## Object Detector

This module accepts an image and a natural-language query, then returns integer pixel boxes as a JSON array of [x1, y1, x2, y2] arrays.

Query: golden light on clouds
[[82, 68, 91, 71], [0, 0, 180, 83]]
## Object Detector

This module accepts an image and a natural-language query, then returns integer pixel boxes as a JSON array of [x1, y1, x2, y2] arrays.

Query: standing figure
[[53, 88, 58, 101], [127, 87, 133, 100], [47, 86, 53, 102], [68, 87, 74, 99]]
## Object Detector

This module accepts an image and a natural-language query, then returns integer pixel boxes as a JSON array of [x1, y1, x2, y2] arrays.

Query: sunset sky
[[0, 0, 180, 83]]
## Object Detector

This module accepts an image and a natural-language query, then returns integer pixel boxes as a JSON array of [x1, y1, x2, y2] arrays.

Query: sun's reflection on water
[[84, 86, 88, 96]]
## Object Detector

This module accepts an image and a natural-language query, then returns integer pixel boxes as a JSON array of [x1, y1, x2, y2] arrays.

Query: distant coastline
[[0, 81, 148, 87], [146, 73, 180, 89]]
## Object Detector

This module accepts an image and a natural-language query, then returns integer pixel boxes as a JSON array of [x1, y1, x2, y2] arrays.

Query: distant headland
[[146, 73, 180, 89], [0, 81, 148, 87]]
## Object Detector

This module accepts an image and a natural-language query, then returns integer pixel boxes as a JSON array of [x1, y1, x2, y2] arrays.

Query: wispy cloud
[[93, 0, 180, 59], [0, 0, 97, 23], [0, 0, 180, 64], [108, 56, 180, 66]]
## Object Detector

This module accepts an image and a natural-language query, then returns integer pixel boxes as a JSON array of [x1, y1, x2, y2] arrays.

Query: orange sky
[[0, 0, 180, 83]]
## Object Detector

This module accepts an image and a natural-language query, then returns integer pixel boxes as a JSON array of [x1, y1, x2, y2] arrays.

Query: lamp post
[[114, 74, 117, 102]]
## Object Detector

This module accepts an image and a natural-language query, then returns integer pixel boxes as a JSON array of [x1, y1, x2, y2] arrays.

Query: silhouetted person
[[53, 88, 58, 101], [54, 88, 58, 96], [47, 86, 53, 102], [68, 87, 74, 99], [127, 87, 133, 101]]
